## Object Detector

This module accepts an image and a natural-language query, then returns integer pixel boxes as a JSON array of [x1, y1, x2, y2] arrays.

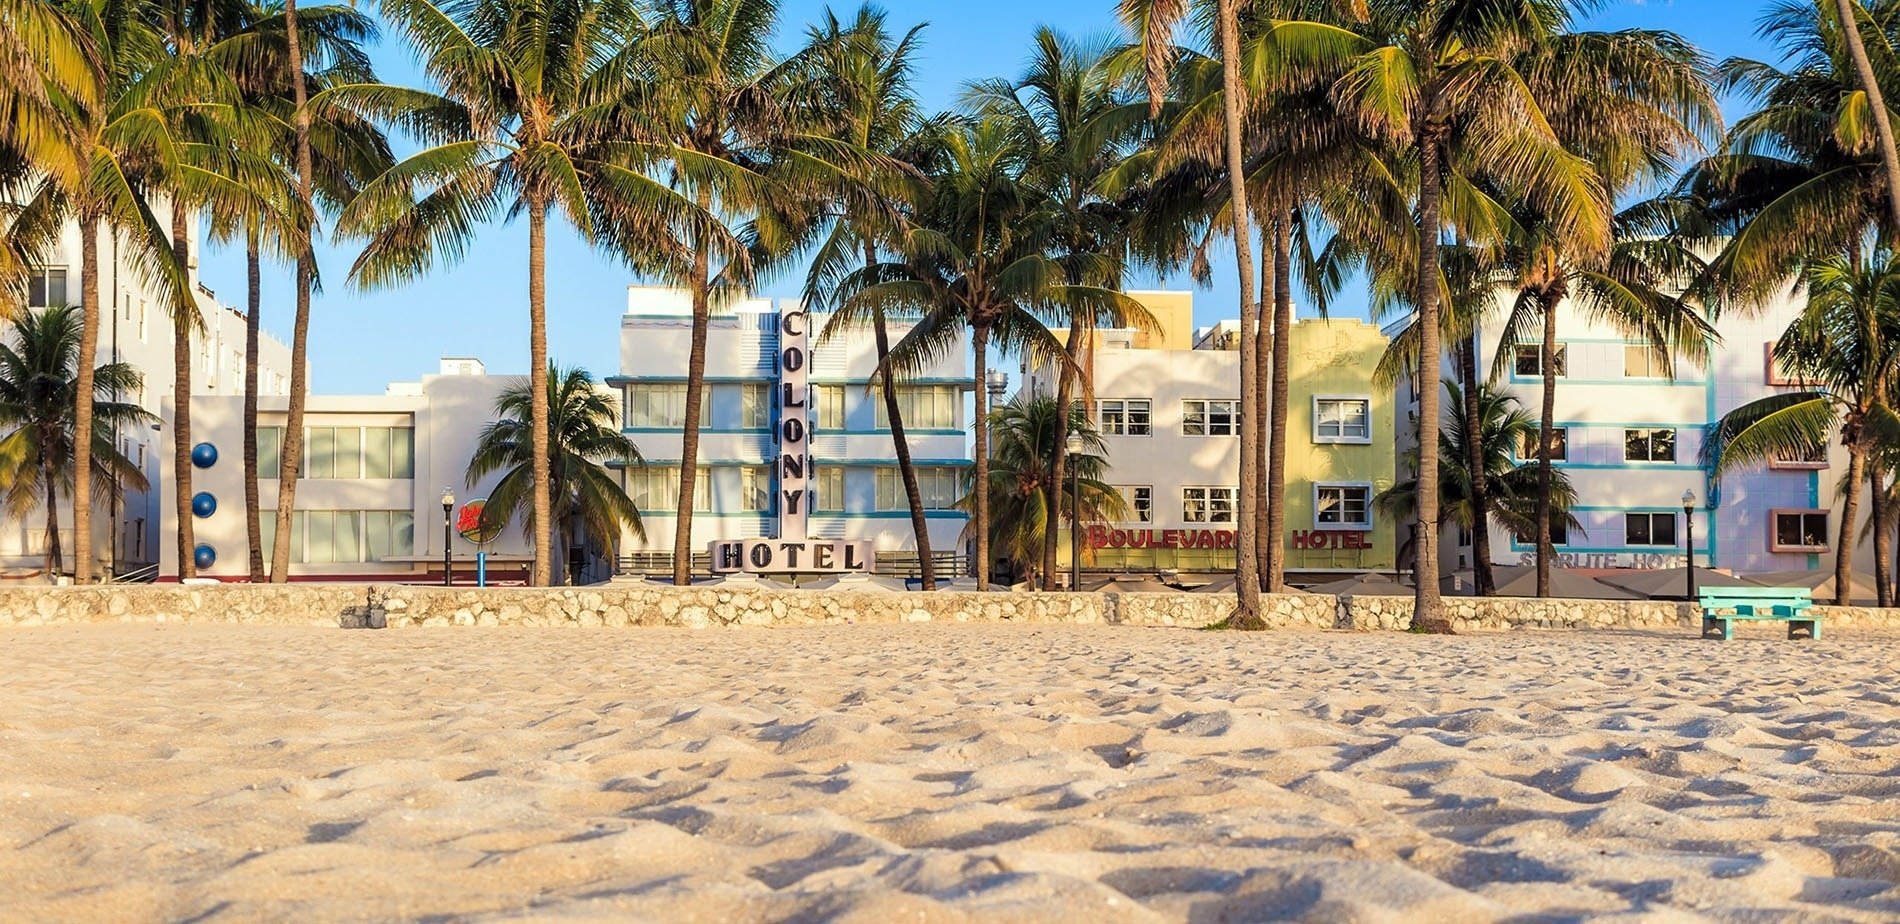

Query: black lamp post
[[1067, 433, 1084, 590], [1681, 489, 1696, 600], [441, 487, 455, 586]]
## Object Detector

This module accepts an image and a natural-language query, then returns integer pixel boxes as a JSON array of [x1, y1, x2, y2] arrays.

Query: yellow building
[[1029, 294, 1398, 581]]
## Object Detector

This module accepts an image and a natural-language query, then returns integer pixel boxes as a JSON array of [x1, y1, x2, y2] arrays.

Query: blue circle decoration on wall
[[191, 492, 217, 518], [193, 544, 217, 569], [191, 443, 218, 468]]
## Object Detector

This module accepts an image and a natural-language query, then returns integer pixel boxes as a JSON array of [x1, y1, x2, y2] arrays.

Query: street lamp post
[[980, 370, 1009, 583], [1681, 489, 1696, 600], [441, 487, 455, 587], [1066, 434, 1083, 591]]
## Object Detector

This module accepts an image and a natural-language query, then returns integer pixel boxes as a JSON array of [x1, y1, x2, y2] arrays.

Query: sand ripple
[[2, 625, 1899, 921]]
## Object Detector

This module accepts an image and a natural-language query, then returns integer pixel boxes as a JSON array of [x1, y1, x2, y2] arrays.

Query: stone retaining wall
[[2, 583, 1898, 632]]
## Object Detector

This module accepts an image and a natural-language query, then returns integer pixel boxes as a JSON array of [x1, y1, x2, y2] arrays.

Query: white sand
[[2, 625, 1899, 922]]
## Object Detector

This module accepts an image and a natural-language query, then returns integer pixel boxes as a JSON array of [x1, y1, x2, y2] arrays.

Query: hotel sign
[[1086, 526, 1375, 551], [709, 305, 875, 575]]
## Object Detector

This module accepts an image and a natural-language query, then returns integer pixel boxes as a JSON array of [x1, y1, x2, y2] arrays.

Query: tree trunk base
[[1210, 611, 1270, 631], [1408, 616, 1457, 635]]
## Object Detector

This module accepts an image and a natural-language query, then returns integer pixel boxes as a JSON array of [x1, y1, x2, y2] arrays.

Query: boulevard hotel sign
[[710, 305, 876, 575]]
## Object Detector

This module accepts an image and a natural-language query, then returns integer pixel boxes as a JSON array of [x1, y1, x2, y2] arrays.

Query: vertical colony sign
[[709, 305, 876, 574]]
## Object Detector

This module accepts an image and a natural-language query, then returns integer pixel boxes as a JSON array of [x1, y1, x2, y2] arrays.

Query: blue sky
[[199, 0, 1777, 393]]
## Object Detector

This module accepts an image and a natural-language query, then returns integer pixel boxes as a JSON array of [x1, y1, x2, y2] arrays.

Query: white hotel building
[[1399, 291, 1872, 581]]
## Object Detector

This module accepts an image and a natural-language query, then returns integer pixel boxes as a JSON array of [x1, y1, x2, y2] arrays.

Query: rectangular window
[[875, 386, 957, 429], [1624, 428, 1677, 462], [1314, 483, 1372, 529], [876, 466, 959, 510], [1517, 427, 1568, 461], [816, 385, 845, 430], [740, 465, 772, 512], [1769, 442, 1828, 470], [1623, 345, 1669, 378], [257, 427, 282, 478], [1766, 342, 1823, 386], [626, 383, 687, 428], [628, 466, 711, 512], [1182, 486, 1237, 523], [816, 466, 844, 513], [1514, 344, 1567, 377], [305, 427, 334, 479], [364, 510, 416, 562], [1771, 510, 1830, 552], [1100, 399, 1152, 436], [361, 427, 415, 479], [1314, 397, 1372, 443], [26, 268, 67, 308], [1182, 399, 1240, 436], [740, 384, 771, 429], [1120, 485, 1153, 523], [1514, 521, 1570, 546], [1625, 512, 1679, 547]]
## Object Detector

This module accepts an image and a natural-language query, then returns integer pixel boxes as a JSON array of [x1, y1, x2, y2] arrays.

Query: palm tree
[[1705, 252, 1900, 607], [1832, 0, 1900, 232], [1375, 379, 1581, 572], [0, 305, 152, 577], [965, 28, 1152, 590], [1320, 0, 1613, 630], [969, 395, 1125, 586], [342, 0, 712, 587], [467, 365, 643, 586], [800, 5, 941, 588], [0, 0, 94, 202]]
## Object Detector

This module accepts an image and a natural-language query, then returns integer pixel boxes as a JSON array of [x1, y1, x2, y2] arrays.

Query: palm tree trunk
[[44, 472, 62, 578], [1837, 435, 1866, 607], [1411, 122, 1450, 632], [244, 232, 264, 581], [1871, 462, 1891, 607], [1252, 223, 1269, 587], [72, 215, 100, 583], [1043, 325, 1081, 590], [1535, 294, 1559, 598], [867, 242, 934, 590], [1457, 336, 1495, 595], [271, 0, 314, 584], [1836, 0, 1900, 233], [973, 322, 994, 590], [1263, 209, 1293, 593], [672, 240, 713, 586], [527, 207, 553, 587], [171, 205, 196, 579], [1216, 0, 1263, 626]]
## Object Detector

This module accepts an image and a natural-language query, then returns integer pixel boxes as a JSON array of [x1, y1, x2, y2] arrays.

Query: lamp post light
[[1066, 434, 1084, 591], [1681, 489, 1697, 600], [441, 487, 455, 587]]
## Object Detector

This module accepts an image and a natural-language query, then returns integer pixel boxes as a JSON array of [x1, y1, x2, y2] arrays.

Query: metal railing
[[111, 563, 159, 584]]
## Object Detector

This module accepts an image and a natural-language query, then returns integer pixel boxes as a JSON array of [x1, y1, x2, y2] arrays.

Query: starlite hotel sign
[[709, 306, 876, 574]]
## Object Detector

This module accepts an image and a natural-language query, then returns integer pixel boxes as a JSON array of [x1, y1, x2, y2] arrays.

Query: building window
[[1119, 485, 1153, 523], [815, 466, 844, 513], [1314, 483, 1372, 529], [1771, 510, 1830, 553], [1100, 399, 1152, 436], [628, 466, 711, 512], [740, 465, 772, 512], [816, 385, 845, 430], [1765, 342, 1823, 386], [1182, 399, 1240, 436], [876, 466, 959, 510], [1625, 512, 1678, 547], [364, 510, 416, 562], [1769, 442, 1828, 470], [1514, 344, 1567, 377], [1313, 397, 1372, 443], [1514, 521, 1570, 546], [626, 383, 687, 428], [26, 268, 67, 308], [362, 427, 415, 479], [1624, 428, 1677, 462], [739, 384, 770, 429], [257, 427, 282, 477], [875, 386, 957, 429], [296, 511, 364, 564], [1517, 427, 1568, 461], [302, 427, 362, 479], [1623, 345, 1669, 378], [1183, 486, 1236, 523]]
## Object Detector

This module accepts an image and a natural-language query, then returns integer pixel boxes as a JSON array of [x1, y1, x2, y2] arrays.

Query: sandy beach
[[2, 625, 1898, 922]]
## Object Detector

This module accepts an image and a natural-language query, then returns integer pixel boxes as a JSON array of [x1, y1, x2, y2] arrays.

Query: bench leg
[[1703, 617, 1732, 641], [1789, 620, 1821, 641]]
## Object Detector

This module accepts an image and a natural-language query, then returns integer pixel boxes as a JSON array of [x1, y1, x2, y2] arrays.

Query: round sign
[[456, 498, 503, 544], [193, 544, 217, 569], [191, 492, 217, 518], [191, 443, 218, 468]]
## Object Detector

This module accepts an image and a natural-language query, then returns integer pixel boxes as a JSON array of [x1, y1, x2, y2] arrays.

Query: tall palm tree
[[0, 305, 152, 577], [965, 28, 1153, 590], [1322, 0, 1612, 630], [970, 394, 1125, 585], [800, 5, 942, 588], [343, 0, 711, 586], [1832, 0, 1900, 232], [467, 365, 643, 585], [1706, 252, 1900, 606]]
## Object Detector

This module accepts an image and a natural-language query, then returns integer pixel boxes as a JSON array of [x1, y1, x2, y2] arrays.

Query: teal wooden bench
[[1698, 586, 1821, 640]]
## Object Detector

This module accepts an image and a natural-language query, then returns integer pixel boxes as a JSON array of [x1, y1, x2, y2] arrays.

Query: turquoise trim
[[624, 427, 769, 435], [607, 459, 769, 467], [1703, 344, 1719, 567], [605, 375, 769, 385], [1510, 376, 1694, 387], [1808, 471, 1821, 570], [631, 510, 967, 520], [1508, 541, 1707, 554], [813, 458, 972, 467], [810, 377, 975, 386], [1532, 462, 1700, 471]]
